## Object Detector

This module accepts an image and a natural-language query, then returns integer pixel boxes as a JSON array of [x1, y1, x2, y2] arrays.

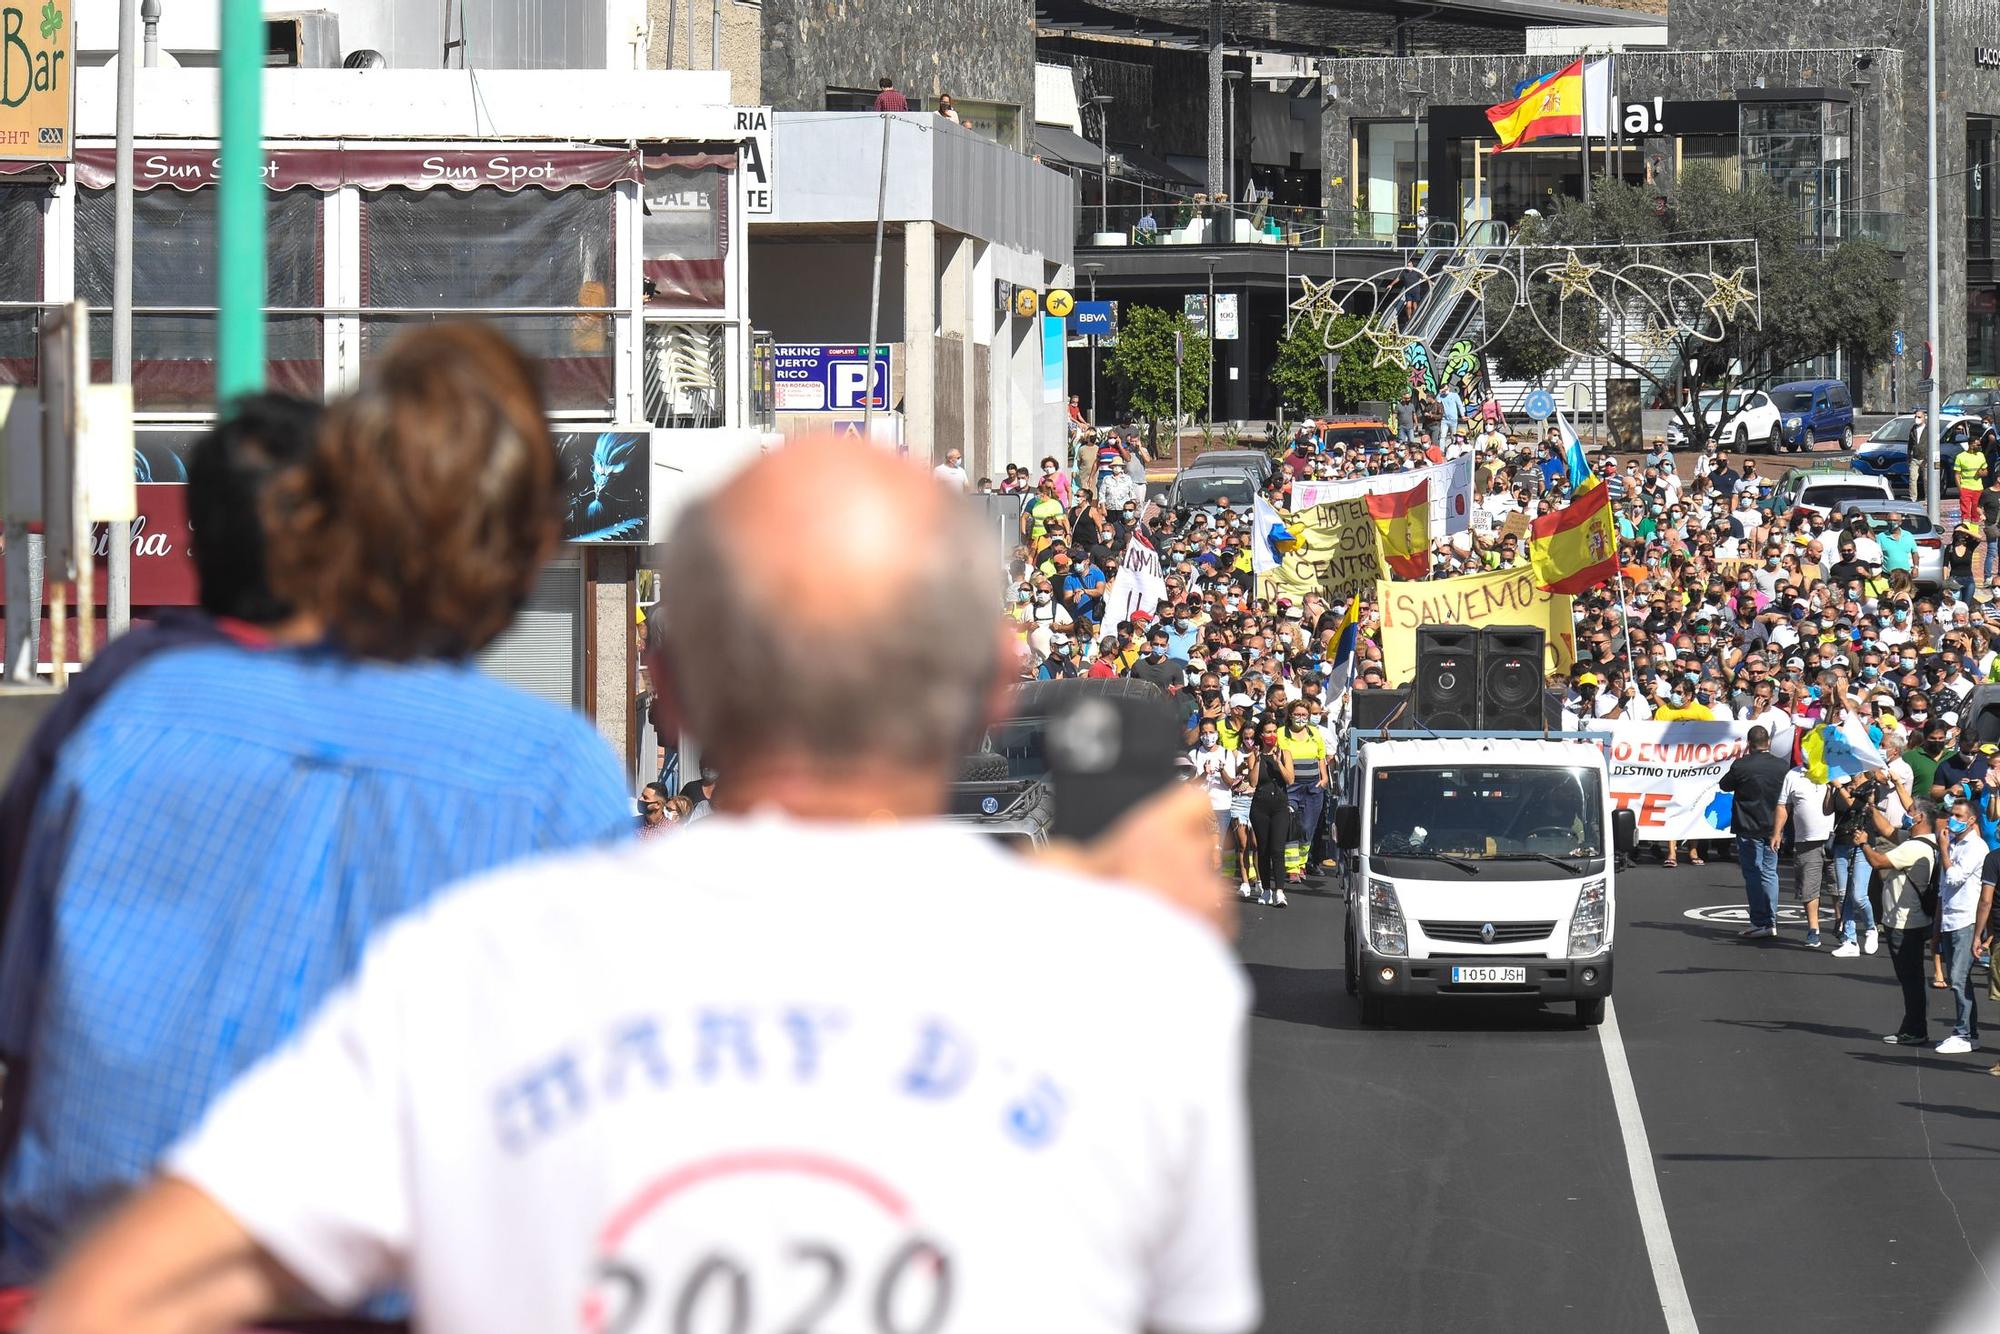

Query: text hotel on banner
[[1375, 564, 1575, 683], [1291, 455, 1472, 541], [1262, 498, 1382, 603], [1603, 721, 1795, 842]]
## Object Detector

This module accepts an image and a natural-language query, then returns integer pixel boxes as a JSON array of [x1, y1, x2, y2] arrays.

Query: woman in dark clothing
[[1244, 720, 1296, 908]]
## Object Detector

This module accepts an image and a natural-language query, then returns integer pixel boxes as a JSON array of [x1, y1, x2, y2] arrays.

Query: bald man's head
[[656, 439, 1003, 776]]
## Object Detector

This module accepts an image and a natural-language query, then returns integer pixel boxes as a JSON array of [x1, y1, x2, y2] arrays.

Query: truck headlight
[[1368, 877, 1407, 957], [1568, 877, 1608, 956]]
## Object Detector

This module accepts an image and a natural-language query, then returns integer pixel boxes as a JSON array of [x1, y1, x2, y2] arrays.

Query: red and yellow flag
[[1366, 478, 1431, 580], [1528, 480, 1618, 595], [1486, 59, 1583, 152]]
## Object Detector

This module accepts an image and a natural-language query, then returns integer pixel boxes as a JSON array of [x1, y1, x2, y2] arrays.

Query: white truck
[[1333, 734, 1638, 1027]]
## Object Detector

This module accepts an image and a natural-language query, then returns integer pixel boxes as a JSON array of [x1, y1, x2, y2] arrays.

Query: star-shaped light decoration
[[1628, 319, 1683, 360], [1365, 323, 1416, 371], [1549, 250, 1602, 303], [1289, 275, 1340, 329], [1703, 267, 1757, 325], [1441, 260, 1501, 302]]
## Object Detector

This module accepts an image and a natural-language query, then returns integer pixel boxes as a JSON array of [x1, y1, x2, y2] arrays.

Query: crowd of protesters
[[1019, 399, 2000, 1064]]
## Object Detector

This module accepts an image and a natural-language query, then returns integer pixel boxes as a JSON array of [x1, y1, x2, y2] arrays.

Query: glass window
[[1356, 120, 1424, 241], [643, 321, 727, 427], [1740, 100, 1849, 234], [75, 186, 322, 411], [1969, 119, 1994, 259], [361, 186, 615, 412], [1678, 134, 1740, 190], [950, 100, 1020, 151], [642, 165, 726, 311], [0, 187, 42, 390], [1369, 765, 1605, 863]]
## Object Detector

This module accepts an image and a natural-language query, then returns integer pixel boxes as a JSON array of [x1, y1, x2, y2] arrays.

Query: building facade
[[0, 58, 763, 783], [1320, 0, 2000, 398]]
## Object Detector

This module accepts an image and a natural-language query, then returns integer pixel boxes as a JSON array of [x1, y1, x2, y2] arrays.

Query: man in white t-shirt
[[1772, 765, 1836, 945], [932, 448, 970, 490], [34, 441, 1260, 1334]]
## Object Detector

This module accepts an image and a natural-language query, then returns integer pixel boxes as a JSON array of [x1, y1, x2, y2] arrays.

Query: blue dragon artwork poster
[[557, 430, 650, 543]]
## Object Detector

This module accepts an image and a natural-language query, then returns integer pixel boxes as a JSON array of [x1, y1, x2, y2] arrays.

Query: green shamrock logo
[[39, 1, 62, 43]]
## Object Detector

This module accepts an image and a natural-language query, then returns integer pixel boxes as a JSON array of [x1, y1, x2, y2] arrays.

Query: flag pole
[[1579, 55, 1593, 206]]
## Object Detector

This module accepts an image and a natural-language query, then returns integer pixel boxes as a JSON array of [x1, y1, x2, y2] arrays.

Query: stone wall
[[759, 0, 1036, 114]]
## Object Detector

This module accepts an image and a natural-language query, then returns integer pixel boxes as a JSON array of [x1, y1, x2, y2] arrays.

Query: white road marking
[[1598, 998, 1700, 1334]]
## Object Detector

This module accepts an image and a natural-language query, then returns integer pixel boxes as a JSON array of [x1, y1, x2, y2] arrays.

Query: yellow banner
[[1263, 498, 1384, 603], [0, 0, 73, 162], [1376, 564, 1576, 684]]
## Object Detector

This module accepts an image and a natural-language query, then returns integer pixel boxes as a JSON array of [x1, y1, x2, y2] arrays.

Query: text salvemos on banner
[[1375, 564, 1576, 683]]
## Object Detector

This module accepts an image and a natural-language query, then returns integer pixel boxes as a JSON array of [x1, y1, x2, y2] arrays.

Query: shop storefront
[[0, 65, 767, 780]]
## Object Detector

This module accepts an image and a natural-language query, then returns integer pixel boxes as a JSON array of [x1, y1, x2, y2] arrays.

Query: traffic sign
[[1068, 301, 1115, 335], [1044, 288, 1075, 318], [1892, 329, 1906, 357], [1014, 288, 1041, 319], [1523, 388, 1555, 421]]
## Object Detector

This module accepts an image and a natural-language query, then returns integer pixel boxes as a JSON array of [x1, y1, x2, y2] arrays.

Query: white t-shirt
[[1779, 769, 1836, 841], [933, 463, 970, 490], [170, 818, 1259, 1334]]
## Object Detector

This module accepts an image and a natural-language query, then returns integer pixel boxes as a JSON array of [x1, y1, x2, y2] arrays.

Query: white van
[[1334, 736, 1637, 1027]]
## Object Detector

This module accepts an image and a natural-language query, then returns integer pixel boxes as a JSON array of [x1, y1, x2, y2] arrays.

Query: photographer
[[1824, 771, 1886, 956]]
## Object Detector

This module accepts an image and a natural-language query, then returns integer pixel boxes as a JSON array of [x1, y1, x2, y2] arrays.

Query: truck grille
[[1419, 920, 1555, 945]]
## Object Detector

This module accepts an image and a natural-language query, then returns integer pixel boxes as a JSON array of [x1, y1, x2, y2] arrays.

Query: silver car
[[1828, 498, 1944, 590]]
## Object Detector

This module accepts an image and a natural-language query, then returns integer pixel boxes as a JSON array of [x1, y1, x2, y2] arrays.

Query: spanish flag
[[1486, 58, 1609, 152], [1528, 481, 1617, 594], [1367, 478, 1430, 579]]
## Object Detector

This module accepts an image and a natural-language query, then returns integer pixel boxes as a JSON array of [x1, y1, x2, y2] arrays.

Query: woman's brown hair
[[265, 322, 560, 661]]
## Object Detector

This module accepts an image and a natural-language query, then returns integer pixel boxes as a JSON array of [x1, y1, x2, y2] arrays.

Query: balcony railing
[[1077, 202, 1411, 250]]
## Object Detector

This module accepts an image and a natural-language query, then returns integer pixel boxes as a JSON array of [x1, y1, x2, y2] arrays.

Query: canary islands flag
[[1366, 477, 1431, 579], [1527, 479, 1617, 594], [1801, 716, 1887, 784], [1556, 407, 1597, 492], [1326, 594, 1364, 699]]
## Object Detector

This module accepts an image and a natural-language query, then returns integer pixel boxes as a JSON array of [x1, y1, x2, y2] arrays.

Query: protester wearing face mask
[[1277, 701, 1329, 883], [1652, 679, 1718, 866], [1925, 798, 1990, 1055], [1243, 722, 1295, 907], [1188, 725, 1241, 885]]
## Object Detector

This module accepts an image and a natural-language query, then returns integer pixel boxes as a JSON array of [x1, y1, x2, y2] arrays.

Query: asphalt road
[[1238, 859, 2000, 1333]]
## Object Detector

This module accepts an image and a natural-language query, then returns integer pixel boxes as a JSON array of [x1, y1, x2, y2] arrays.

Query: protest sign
[[1291, 455, 1472, 539], [1263, 498, 1383, 602], [1102, 529, 1165, 625], [1602, 720, 1794, 842], [1376, 564, 1575, 683]]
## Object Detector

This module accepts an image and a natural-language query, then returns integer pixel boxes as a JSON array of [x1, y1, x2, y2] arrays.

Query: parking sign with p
[[772, 345, 895, 413]]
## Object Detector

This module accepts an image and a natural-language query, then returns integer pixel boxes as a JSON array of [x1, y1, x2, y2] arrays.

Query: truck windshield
[[1371, 766, 1604, 866]]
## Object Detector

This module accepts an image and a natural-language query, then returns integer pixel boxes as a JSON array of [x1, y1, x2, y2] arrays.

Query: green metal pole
[[217, 0, 265, 399]]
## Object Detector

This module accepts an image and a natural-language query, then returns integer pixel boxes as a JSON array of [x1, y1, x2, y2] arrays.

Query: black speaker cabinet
[[1413, 625, 1479, 730], [1480, 626, 1547, 730]]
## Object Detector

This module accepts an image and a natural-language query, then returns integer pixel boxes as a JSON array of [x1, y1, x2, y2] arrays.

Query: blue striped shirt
[[0, 645, 633, 1280]]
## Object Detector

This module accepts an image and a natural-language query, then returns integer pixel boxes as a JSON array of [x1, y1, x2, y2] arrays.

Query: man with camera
[[1824, 770, 1888, 956]]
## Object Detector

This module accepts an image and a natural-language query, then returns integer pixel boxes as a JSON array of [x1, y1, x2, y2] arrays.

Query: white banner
[[1291, 455, 1472, 539], [1604, 720, 1796, 843], [1101, 530, 1165, 626]]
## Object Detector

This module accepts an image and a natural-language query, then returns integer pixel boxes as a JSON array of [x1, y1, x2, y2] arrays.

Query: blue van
[[1770, 379, 1855, 452]]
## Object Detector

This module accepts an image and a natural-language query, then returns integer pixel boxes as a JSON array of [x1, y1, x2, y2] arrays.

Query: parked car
[[1828, 498, 1944, 589], [1180, 448, 1276, 482], [1664, 388, 1783, 451], [1168, 463, 1260, 515], [1944, 387, 2000, 417], [1849, 411, 1975, 495], [1769, 379, 1855, 452], [1762, 465, 1893, 520], [1317, 416, 1396, 456]]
